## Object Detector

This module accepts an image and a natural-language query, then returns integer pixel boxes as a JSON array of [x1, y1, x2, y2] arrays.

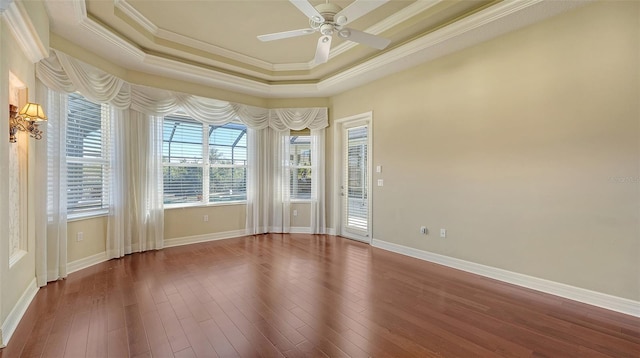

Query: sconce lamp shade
[[18, 102, 47, 122]]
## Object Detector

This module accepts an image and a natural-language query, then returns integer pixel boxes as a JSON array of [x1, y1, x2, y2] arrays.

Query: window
[[66, 93, 111, 216], [290, 135, 311, 200], [209, 123, 247, 202], [163, 115, 247, 205]]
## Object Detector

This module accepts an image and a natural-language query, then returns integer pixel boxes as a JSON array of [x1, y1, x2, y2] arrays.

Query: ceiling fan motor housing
[[313, 3, 343, 26]]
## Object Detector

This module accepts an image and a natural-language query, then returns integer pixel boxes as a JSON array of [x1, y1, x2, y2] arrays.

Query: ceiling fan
[[257, 0, 391, 64]]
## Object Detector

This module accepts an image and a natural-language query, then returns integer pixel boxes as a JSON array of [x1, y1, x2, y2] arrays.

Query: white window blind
[[162, 116, 248, 206], [66, 93, 111, 216], [290, 135, 311, 200], [163, 116, 204, 204], [209, 123, 247, 202], [345, 126, 368, 231]]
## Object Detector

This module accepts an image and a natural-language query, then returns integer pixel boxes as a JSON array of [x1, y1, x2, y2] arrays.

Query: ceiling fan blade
[[290, 0, 325, 22], [339, 28, 390, 50], [334, 0, 388, 26], [258, 28, 316, 42], [314, 35, 332, 64]]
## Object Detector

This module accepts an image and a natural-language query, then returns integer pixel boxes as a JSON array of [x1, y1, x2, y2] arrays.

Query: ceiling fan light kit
[[258, 0, 391, 64]]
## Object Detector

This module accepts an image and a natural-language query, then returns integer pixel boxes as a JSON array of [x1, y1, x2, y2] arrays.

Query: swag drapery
[[35, 49, 328, 285]]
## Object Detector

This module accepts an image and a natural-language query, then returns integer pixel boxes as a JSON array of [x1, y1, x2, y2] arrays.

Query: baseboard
[[290, 227, 312, 234], [67, 252, 109, 274], [372, 239, 640, 318], [0, 278, 38, 348], [164, 229, 247, 248], [326, 228, 336, 236]]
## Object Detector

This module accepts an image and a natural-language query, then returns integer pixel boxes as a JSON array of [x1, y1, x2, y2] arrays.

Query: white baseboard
[[164, 229, 247, 248], [290, 227, 312, 234], [372, 239, 640, 318], [0, 278, 38, 348], [67, 252, 109, 275], [326, 228, 336, 236]]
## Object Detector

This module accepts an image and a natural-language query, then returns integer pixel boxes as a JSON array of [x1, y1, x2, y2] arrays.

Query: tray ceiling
[[43, 0, 589, 98]]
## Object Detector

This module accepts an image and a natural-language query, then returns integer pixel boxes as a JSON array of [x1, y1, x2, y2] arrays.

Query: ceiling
[[43, 0, 588, 98]]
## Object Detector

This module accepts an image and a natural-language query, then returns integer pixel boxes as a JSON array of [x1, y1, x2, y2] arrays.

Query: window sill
[[164, 201, 247, 210], [68, 210, 109, 222], [290, 199, 313, 204]]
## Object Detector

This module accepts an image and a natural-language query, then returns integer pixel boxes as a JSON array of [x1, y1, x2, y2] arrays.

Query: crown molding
[[3, 0, 49, 62], [142, 54, 273, 97], [78, 13, 144, 61]]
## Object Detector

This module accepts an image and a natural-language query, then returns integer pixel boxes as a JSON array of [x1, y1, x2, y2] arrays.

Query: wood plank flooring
[[2, 234, 638, 357]]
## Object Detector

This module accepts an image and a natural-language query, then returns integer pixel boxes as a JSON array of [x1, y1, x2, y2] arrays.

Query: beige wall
[[291, 202, 311, 228], [67, 217, 107, 263], [164, 204, 247, 239], [330, 1, 640, 300], [1, 19, 36, 323], [0, 0, 49, 333]]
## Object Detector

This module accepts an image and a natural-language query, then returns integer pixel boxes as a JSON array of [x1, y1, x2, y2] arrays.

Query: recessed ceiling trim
[[71, 0, 86, 24], [66, 2, 313, 83], [113, 0, 443, 72], [50, 0, 590, 98], [142, 53, 324, 98], [153, 28, 290, 72], [114, 0, 303, 71], [327, 0, 442, 61], [113, 0, 156, 33]]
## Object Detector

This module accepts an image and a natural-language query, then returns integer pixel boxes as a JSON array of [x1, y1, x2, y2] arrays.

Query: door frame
[[333, 111, 373, 244]]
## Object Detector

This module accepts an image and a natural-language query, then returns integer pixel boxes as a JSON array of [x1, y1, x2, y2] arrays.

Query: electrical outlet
[[76, 232, 84, 242], [440, 228, 447, 238], [203, 215, 209, 222], [420, 226, 427, 235], [293, 209, 298, 216]]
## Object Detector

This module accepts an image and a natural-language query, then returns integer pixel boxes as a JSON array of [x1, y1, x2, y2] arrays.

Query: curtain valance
[[36, 49, 328, 130]]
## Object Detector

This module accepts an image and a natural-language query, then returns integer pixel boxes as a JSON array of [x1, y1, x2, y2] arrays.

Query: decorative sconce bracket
[[9, 103, 47, 143]]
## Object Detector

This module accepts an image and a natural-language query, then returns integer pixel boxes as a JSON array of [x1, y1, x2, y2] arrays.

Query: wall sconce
[[9, 103, 47, 143]]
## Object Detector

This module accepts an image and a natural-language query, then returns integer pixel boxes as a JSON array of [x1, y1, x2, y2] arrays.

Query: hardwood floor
[[2, 234, 638, 357]]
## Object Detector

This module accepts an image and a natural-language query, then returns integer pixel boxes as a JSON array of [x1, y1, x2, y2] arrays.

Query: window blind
[[66, 93, 110, 215], [163, 116, 204, 204], [290, 135, 311, 200], [209, 123, 247, 202], [345, 126, 368, 231], [162, 117, 248, 205]]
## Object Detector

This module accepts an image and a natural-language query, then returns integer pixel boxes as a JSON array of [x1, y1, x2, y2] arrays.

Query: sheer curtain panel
[[35, 82, 68, 286], [310, 128, 326, 234], [108, 110, 164, 258]]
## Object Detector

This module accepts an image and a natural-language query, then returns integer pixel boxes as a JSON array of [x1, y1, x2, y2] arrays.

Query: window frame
[[163, 115, 248, 208]]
